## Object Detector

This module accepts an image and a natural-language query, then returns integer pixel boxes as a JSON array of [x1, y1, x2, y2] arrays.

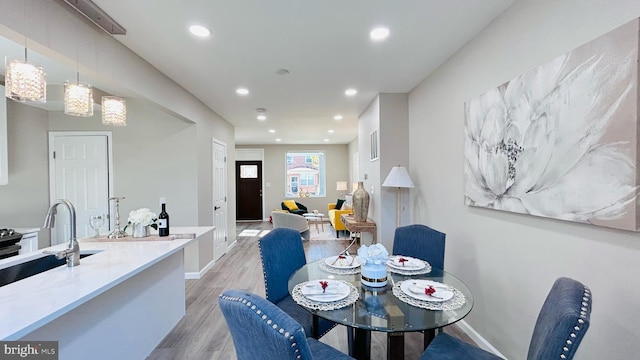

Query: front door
[[235, 161, 263, 220], [212, 139, 228, 262], [49, 132, 111, 245]]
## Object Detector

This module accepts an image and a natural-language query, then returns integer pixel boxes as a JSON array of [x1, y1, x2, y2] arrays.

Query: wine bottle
[[158, 197, 170, 237]]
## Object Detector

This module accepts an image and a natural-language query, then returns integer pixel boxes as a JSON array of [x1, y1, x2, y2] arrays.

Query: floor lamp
[[382, 166, 415, 227]]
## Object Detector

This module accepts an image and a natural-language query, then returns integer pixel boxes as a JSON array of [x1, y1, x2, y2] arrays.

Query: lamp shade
[[382, 166, 414, 188], [336, 181, 348, 191]]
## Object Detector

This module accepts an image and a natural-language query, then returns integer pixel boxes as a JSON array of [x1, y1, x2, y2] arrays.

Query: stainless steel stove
[[0, 228, 22, 259]]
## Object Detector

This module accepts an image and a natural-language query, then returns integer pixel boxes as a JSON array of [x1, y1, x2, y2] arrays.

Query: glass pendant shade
[[5, 59, 46, 103], [64, 81, 94, 117], [101, 96, 127, 126]]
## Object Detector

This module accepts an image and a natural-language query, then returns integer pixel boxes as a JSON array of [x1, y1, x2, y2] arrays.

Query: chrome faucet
[[43, 199, 80, 267]]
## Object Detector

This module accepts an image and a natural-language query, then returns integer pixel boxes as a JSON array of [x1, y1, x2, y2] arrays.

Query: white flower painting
[[464, 19, 640, 231]]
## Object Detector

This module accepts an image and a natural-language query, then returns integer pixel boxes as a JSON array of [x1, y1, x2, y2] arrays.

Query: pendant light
[[5, 1, 46, 103], [64, 8, 94, 117], [101, 38, 126, 126]]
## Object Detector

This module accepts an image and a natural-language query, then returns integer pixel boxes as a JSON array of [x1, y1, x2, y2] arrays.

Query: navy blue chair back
[[392, 224, 446, 270], [219, 290, 315, 360], [258, 227, 307, 303], [527, 277, 592, 360]]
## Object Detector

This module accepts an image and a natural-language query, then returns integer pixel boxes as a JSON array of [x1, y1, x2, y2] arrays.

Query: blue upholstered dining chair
[[392, 224, 446, 270], [219, 290, 354, 360], [258, 227, 336, 338], [420, 277, 592, 360]]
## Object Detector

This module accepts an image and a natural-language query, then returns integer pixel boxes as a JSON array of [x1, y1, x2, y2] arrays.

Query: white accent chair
[[271, 211, 310, 240]]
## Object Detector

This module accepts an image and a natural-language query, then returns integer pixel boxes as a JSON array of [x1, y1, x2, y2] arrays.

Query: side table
[[340, 214, 377, 244]]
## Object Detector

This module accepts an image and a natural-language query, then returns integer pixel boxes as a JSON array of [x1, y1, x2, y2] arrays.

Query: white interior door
[[49, 133, 111, 245], [212, 139, 228, 262]]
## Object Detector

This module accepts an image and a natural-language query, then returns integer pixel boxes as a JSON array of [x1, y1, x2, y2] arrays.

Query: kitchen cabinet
[[15, 228, 39, 254]]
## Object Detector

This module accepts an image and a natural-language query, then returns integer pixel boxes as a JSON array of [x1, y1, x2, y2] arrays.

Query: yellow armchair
[[327, 203, 353, 237]]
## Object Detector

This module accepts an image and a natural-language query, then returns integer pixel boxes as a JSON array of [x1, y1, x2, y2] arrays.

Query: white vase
[[132, 223, 150, 238]]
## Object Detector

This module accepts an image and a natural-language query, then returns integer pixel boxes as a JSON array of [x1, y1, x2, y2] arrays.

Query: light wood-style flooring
[[146, 221, 472, 360]]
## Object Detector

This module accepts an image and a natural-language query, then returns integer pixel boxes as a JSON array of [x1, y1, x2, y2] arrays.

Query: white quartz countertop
[[0, 226, 214, 340]]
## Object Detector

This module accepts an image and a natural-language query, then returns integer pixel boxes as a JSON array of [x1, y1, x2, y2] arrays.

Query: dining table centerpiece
[[357, 243, 389, 287], [125, 208, 158, 238]]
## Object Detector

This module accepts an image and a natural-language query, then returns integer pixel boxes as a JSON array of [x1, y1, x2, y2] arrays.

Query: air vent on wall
[[60, 0, 126, 35]]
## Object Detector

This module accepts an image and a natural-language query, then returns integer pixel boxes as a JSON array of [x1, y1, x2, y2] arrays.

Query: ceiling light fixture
[[64, 9, 93, 117], [324, 139, 330, 142], [345, 89, 358, 96], [328, 129, 335, 133], [268, 129, 276, 133], [236, 88, 249, 95], [275, 138, 282, 142], [334, 115, 343, 120], [5, 2, 46, 103], [370, 27, 390, 41], [102, 96, 127, 126], [189, 24, 211, 38]]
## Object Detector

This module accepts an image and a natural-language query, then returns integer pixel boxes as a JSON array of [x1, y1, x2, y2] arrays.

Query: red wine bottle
[[158, 198, 170, 237]]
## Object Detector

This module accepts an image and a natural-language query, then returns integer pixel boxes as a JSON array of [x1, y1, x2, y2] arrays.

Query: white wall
[[408, 0, 640, 358]]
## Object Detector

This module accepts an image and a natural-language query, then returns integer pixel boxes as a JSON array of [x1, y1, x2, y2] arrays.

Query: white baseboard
[[457, 320, 507, 359], [183, 241, 238, 280]]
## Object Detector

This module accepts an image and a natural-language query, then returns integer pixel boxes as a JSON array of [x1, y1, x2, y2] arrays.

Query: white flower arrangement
[[125, 208, 158, 230], [357, 243, 389, 264]]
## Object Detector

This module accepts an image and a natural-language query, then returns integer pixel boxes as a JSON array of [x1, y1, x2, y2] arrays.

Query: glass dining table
[[288, 259, 474, 360]]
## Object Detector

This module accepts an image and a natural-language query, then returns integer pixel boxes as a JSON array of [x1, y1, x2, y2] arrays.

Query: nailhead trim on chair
[[220, 294, 303, 359], [559, 286, 591, 359]]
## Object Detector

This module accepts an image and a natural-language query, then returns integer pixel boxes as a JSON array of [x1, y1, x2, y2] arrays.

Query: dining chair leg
[[348, 327, 371, 360], [312, 314, 319, 338], [423, 328, 436, 348], [387, 332, 405, 360]]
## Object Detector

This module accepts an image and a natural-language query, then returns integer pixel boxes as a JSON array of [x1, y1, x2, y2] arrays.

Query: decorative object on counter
[[382, 166, 415, 227], [88, 214, 106, 238], [124, 208, 157, 238], [108, 196, 128, 239], [357, 243, 389, 287], [352, 181, 370, 222], [158, 197, 170, 237]]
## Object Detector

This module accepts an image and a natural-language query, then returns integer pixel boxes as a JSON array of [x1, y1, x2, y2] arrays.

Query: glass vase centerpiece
[[125, 208, 158, 238], [357, 244, 389, 287]]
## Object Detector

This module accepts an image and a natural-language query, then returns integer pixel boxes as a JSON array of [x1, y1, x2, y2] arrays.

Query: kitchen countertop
[[0, 226, 214, 340]]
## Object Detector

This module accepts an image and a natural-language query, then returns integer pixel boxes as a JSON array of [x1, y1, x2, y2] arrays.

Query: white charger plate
[[386, 256, 426, 270], [325, 255, 360, 269], [301, 280, 351, 302], [400, 280, 454, 302]]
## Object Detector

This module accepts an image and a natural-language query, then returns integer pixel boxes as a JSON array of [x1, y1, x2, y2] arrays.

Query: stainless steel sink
[[0, 253, 94, 288]]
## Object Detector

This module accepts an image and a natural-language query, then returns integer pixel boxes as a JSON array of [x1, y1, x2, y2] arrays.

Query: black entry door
[[236, 161, 263, 220]]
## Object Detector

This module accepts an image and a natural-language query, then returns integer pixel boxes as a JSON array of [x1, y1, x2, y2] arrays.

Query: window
[[285, 151, 325, 197]]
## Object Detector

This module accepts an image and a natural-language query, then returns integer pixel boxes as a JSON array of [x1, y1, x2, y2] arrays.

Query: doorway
[[212, 138, 228, 263], [235, 161, 263, 220], [49, 132, 113, 245]]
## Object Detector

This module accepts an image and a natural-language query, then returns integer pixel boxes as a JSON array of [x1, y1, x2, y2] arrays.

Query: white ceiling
[[51, 1, 518, 144]]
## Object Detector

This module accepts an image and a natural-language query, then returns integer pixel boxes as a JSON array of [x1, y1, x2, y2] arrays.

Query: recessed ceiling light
[[236, 88, 249, 95], [328, 129, 335, 133], [324, 139, 330, 142], [275, 138, 282, 142], [334, 115, 343, 120], [189, 25, 211, 38], [345, 89, 358, 96], [370, 27, 390, 41], [268, 129, 276, 133], [257, 114, 267, 121]]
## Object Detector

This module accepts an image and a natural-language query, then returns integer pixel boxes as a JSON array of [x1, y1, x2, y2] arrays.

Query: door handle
[[214, 206, 220, 211]]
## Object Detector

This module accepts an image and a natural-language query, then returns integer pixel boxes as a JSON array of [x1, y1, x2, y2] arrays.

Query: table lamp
[[382, 166, 414, 227], [336, 181, 348, 199]]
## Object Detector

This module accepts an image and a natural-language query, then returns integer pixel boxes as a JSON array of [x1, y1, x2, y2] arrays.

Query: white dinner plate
[[301, 280, 351, 302], [324, 255, 360, 269], [386, 256, 426, 270], [400, 280, 454, 302]]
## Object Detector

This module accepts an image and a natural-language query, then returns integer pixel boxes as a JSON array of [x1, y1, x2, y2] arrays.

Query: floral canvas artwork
[[464, 19, 640, 231]]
